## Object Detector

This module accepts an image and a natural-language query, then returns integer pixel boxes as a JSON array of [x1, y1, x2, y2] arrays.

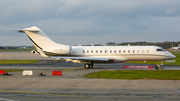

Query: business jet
[[6, 26, 176, 69]]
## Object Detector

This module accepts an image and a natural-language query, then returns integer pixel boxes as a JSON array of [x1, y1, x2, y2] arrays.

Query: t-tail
[[5, 26, 72, 57]]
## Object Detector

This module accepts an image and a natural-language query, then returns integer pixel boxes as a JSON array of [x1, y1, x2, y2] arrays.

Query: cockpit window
[[157, 49, 164, 51]]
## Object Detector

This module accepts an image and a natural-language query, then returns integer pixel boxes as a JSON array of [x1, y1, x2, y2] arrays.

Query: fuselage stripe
[[26, 34, 43, 50]]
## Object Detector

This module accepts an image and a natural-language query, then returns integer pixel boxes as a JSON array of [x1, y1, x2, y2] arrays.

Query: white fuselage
[[44, 45, 175, 63], [73, 46, 173, 60]]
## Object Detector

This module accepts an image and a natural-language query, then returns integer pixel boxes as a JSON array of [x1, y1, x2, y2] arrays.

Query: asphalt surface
[[0, 52, 180, 101]]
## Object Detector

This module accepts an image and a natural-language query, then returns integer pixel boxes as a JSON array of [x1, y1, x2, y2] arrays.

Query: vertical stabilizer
[[23, 26, 62, 49], [6, 26, 63, 49]]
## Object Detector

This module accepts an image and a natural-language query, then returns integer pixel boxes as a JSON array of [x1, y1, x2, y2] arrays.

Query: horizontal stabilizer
[[4, 29, 40, 33]]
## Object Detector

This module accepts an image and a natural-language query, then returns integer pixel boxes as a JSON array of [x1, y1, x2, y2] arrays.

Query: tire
[[84, 64, 90, 69]]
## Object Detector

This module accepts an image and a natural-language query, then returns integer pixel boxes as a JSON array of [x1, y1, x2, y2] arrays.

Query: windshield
[[157, 49, 164, 51]]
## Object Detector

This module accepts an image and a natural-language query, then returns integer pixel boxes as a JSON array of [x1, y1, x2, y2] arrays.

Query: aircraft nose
[[169, 53, 176, 59], [172, 54, 176, 59]]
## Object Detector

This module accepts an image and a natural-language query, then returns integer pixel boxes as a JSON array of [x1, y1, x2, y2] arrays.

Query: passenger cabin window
[[83, 50, 85, 53], [142, 50, 144, 53], [105, 50, 107, 53], [91, 50, 93, 53], [119, 50, 121, 53], [147, 50, 149, 53], [124, 50, 125, 53], [133, 50, 135, 53], [96, 50, 98, 53], [87, 50, 89, 53], [114, 50, 116, 53], [100, 50, 102, 53], [128, 50, 130, 53], [157, 49, 164, 51], [137, 50, 139, 53], [110, 50, 112, 53]]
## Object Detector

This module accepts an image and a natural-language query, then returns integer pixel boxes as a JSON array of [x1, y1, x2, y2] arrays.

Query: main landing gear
[[84, 63, 94, 69]]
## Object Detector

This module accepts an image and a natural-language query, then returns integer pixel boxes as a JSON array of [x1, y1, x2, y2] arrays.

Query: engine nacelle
[[31, 50, 40, 55], [43, 45, 72, 55]]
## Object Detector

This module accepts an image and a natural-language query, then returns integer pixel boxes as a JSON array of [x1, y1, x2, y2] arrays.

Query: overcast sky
[[0, 0, 180, 46]]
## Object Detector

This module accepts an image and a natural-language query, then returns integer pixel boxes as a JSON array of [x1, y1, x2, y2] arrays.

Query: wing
[[51, 56, 129, 64]]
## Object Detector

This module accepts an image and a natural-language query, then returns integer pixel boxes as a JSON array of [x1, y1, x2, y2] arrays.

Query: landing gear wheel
[[84, 64, 90, 69], [156, 64, 163, 70]]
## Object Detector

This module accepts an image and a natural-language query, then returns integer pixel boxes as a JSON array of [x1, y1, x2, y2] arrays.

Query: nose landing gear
[[156, 64, 163, 70], [157, 61, 164, 70]]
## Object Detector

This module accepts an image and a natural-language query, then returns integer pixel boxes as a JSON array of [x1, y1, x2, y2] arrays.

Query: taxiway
[[0, 52, 179, 101]]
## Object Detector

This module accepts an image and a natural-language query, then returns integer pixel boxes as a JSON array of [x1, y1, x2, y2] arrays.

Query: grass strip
[[0, 60, 39, 64], [84, 70, 180, 80]]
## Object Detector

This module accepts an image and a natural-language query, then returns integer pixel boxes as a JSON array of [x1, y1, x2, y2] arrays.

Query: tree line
[[116, 41, 180, 49]]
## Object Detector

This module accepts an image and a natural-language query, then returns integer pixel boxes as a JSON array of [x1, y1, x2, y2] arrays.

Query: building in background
[[172, 44, 180, 50]]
